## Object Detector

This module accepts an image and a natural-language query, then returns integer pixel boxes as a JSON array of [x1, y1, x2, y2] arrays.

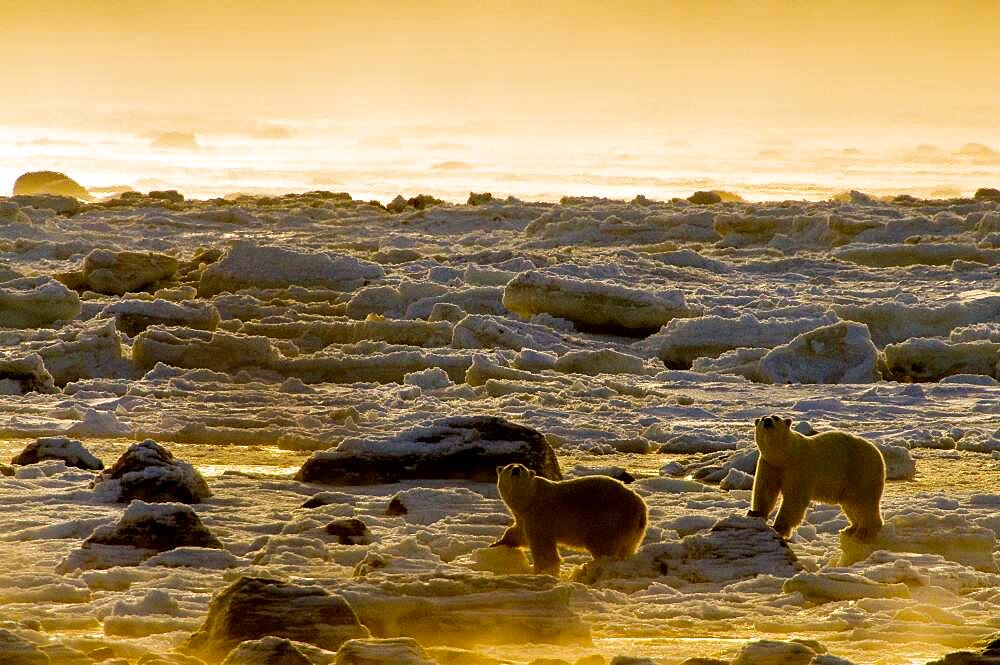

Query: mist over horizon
[[3, 0, 999, 199]]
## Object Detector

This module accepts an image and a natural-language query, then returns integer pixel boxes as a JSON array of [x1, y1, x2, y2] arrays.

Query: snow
[[0, 191, 995, 663]]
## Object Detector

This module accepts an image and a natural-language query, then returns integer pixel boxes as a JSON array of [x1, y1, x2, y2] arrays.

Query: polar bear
[[749, 415, 885, 541], [491, 463, 647, 576]]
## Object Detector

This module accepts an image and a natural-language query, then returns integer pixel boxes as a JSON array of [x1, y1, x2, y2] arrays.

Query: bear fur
[[491, 463, 647, 576], [749, 415, 886, 541]]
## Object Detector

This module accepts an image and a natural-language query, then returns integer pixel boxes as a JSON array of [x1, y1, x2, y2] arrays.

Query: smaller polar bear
[[749, 415, 886, 541], [491, 463, 647, 576]]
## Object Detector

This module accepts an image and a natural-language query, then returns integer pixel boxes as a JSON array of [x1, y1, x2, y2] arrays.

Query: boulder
[[0, 276, 81, 328], [687, 190, 722, 204], [732, 640, 823, 665], [12, 170, 92, 200], [0, 629, 49, 664], [219, 637, 314, 665], [326, 518, 373, 545], [296, 416, 561, 485], [84, 500, 221, 551], [11, 437, 103, 470], [333, 638, 436, 665], [59, 500, 221, 573], [758, 321, 880, 384], [91, 440, 211, 504], [926, 633, 1000, 664], [181, 577, 369, 662]]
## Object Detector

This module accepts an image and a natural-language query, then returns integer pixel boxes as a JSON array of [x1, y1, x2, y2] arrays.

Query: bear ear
[[496, 465, 503, 476], [783, 417, 792, 427], [527, 469, 536, 478], [754, 417, 760, 425]]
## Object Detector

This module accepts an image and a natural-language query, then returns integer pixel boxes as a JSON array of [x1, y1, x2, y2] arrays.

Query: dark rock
[[219, 637, 313, 665], [0, 628, 50, 664], [181, 577, 369, 662], [687, 190, 723, 205], [91, 440, 211, 504], [680, 660, 728, 665], [326, 518, 372, 545], [12, 170, 92, 200], [467, 192, 495, 206], [974, 187, 1000, 201], [926, 631, 1000, 664], [296, 416, 561, 485], [333, 638, 435, 664], [385, 496, 408, 516], [148, 190, 184, 203], [85, 500, 221, 551], [11, 436, 103, 470]]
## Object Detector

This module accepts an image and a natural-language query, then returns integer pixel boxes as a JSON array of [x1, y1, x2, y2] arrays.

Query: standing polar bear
[[749, 415, 886, 541], [491, 463, 648, 576]]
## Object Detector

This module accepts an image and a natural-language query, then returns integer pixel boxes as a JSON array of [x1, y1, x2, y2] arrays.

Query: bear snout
[[762, 416, 774, 428]]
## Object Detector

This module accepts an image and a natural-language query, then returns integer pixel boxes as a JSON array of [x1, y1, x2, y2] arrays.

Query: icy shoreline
[[0, 188, 997, 664]]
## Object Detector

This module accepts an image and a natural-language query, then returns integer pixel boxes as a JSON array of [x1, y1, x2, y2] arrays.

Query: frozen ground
[[0, 188, 998, 664]]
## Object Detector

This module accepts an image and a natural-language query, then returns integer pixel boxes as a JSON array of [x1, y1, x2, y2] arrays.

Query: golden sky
[[3, 0, 999, 132]]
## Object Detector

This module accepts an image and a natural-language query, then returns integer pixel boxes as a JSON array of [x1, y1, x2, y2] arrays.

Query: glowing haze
[[2, 0, 999, 201]]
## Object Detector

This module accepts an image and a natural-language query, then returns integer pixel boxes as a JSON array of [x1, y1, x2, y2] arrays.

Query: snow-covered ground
[[0, 189, 997, 664]]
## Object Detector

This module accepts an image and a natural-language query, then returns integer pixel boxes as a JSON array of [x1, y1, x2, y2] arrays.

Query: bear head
[[496, 463, 537, 510], [754, 414, 794, 464]]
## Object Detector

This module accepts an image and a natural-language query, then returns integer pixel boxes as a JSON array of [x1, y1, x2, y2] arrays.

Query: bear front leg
[[771, 481, 811, 540], [526, 527, 560, 577], [748, 459, 782, 519], [490, 522, 524, 548]]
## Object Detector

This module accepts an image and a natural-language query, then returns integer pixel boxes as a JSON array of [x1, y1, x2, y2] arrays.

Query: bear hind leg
[[841, 501, 883, 542]]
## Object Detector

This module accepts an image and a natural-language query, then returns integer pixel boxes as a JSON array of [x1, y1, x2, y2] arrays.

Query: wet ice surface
[[0, 190, 998, 664]]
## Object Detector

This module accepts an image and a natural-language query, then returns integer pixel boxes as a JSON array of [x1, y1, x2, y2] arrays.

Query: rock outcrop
[[297, 416, 561, 485]]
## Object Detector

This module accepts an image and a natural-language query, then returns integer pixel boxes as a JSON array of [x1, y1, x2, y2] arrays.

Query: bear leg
[[772, 483, 811, 540], [841, 501, 883, 541], [526, 528, 560, 577], [490, 523, 525, 548], [749, 459, 782, 519]]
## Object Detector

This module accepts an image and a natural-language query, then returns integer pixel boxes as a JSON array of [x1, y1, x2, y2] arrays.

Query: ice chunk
[[132, 326, 281, 373], [883, 338, 999, 382], [503, 270, 699, 334], [554, 349, 648, 375], [757, 321, 880, 384], [732, 639, 824, 665], [0, 352, 56, 395], [575, 516, 801, 587], [840, 512, 998, 572], [834, 294, 1000, 346], [337, 572, 590, 647], [70, 249, 179, 295], [832, 242, 998, 267], [782, 571, 910, 602], [0, 276, 81, 328], [101, 299, 220, 336], [640, 312, 838, 369], [198, 241, 383, 296]]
